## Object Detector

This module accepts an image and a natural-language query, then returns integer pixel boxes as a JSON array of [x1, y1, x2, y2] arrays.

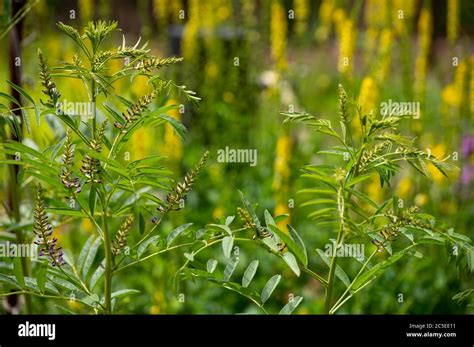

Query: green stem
[[324, 186, 346, 314], [100, 192, 112, 314]]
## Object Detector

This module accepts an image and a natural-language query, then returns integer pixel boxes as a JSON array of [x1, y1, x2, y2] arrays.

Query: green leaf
[[224, 256, 239, 281], [89, 262, 105, 289], [167, 223, 193, 247], [89, 185, 97, 216], [207, 279, 261, 305], [242, 260, 259, 288], [0, 274, 20, 288], [82, 236, 101, 278], [351, 250, 408, 292], [287, 225, 308, 266], [159, 114, 186, 140], [47, 274, 87, 293], [36, 263, 48, 293], [279, 296, 303, 314], [137, 235, 161, 258], [346, 173, 373, 187], [281, 252, 301, 277], [13, 257, 25, 288], [77, 235, 96, 274], [261, 274, 281, 304], [268, 224, 307, 267], [264, 209, 276, 227], [206, 259, 218, 273], [222, 235, 234, 259], [111, 289, 140, 300], [316, 249, 350, 287], [138, 211, 145, 235], [207, 223, 232, 236], [47, 207, 87, 217]]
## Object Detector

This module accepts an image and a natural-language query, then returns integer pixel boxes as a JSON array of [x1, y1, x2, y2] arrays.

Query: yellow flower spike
[[271, 0, 288, 72], [393, 0, 416, 36], [442, 84, 459, 107], [337, 18, 356, 76], [447, 0, 459, 45], [153, 0, 168, 31], [366, 176, 384, 203], [272, 134, 292, 192], [78, 0, 94, 24], [294, 0, 310, 36], [454, 60, 467, 108], [315, 0, 335, 42], [376, 29, 393, 83], [365, 0, 388, 30], [358, 77, 379, 116], [414, 7, 432, 100]]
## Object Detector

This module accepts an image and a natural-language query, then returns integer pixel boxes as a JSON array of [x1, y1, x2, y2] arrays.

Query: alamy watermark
[[380, 99, 420, 119], [0, 241, 38, 260], [56, 99, 95, 120], [324, 241, 365, 261], [217, 146, 257, 167]]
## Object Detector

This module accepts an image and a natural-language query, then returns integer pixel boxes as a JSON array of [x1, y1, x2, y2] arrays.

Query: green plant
[[0, 20, 207, 314], [235, 84, 473, 314]]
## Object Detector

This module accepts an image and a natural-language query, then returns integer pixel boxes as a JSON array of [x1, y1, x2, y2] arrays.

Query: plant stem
[[100, 192, 112, 314], [324, 186, 346, 314]]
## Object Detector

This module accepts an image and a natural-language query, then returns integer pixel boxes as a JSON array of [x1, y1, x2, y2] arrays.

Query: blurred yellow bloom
[[447, 0, 459, 44], [365, 0, 388, 29], [442, 84, 460, 107], [393, 0, 416, 35], [337, 19, 356, 75], [414, 193, 428, 207], [315, 0, 335, 42], [212, 207, 225, 220], [454, 60, 467, 108], [81, 219, 95, 234], [131, 75, 153, 98], [68, 300, 84, 311], [427, 143, 446, 183], [163, 99, 183, 162], [272, 135, 292, 192], [396, 177, 412, 199], [153, 0, 168, 30], [376, 29, 393, 83], [366, 176, 383, 203], [223, 91, 235, 103], [332, 8, 346, 36], [271, 0, 288, 71], [414, 7, 432, 100], [216, 1, 231, 22], [130, 127, 153, 160], [150, 290, 164, 314], [205, 62, 219, 78], [358, 77, 379, 116], [78, 0, 94, 23], [294, 0, 310, 36]]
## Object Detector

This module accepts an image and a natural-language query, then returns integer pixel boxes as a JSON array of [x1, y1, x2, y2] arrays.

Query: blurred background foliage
[[0, 0, 473, 314]]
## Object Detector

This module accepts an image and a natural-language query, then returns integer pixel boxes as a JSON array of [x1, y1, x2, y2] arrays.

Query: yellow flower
[[78, 0, 94, 23], [337, 18, 356, 75], [396, 177, 413, 199], [182, 0, 200, 60], [205, 62, 219, 78], [392, 0, 416, 36], [294, 0, 310, 36], [358, 77, 379, 116], [153, 0, 168, 30], [414, 193, 428, 207], [447, 0, 459, 44], [366, 176, 384, 203], [162, 99, 183, 162], [81, 219, 95, 234], [68, 300, 84, 311], [212, 207, 225, 220], [315, 0, 335, 42], [414, 7, 432, 100], [365, 0, 388, 30], [150, 290, 164, 314], [271, 0, 288, 71], [454, 60, 467, 108], [427, 143, 446, 183], [131, 127, 153, 159], [376, 29, 393, 83], [272, 134, 292, 192], [442, 84, 460, 107]]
